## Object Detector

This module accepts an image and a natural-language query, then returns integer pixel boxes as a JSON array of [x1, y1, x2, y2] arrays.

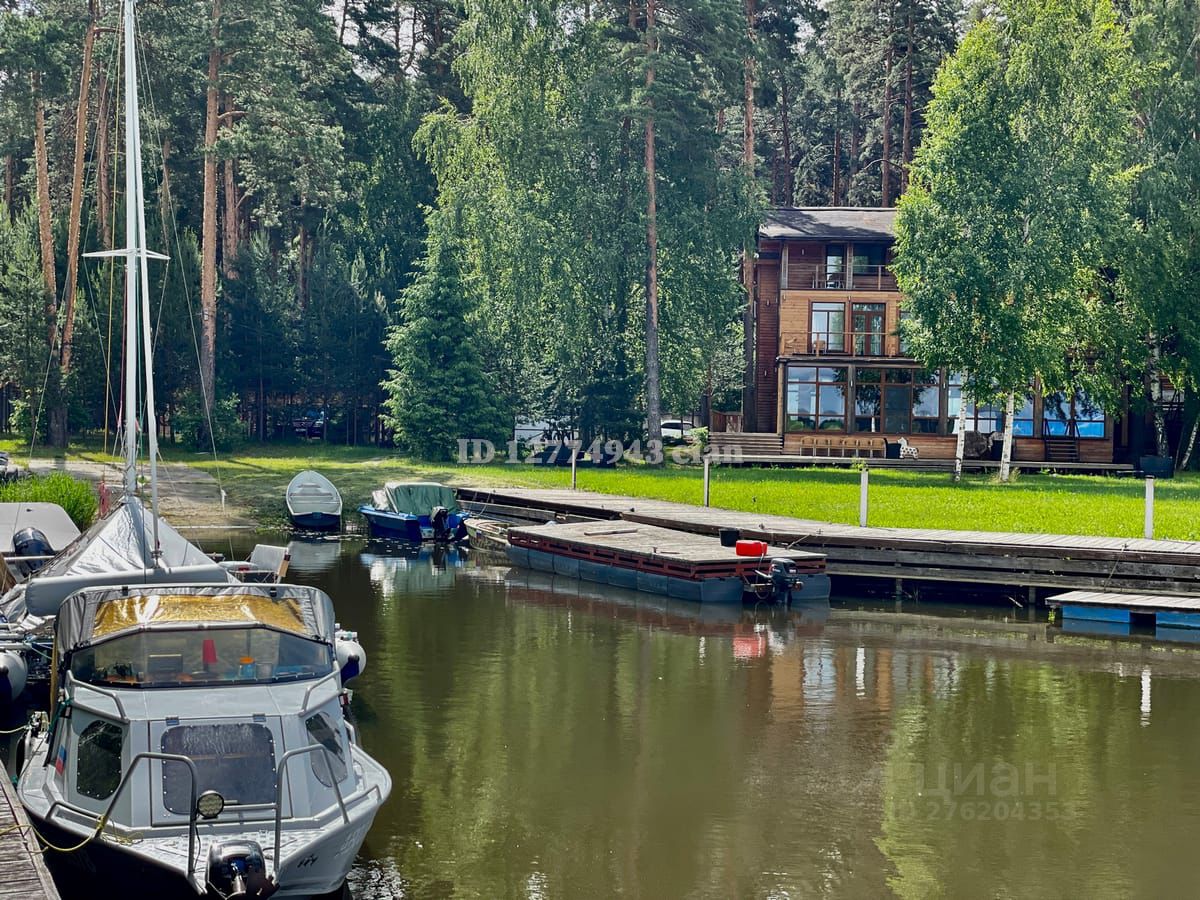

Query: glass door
[[824, 244, 846, 289], [852, 303, 886, 355]]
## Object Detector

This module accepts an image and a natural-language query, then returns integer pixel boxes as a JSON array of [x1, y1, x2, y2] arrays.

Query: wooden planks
[[1047, 590, 1200, 611], [460, 487, 1200, 596], [508, 520, 825, 581], [0, 769, 60, 900]]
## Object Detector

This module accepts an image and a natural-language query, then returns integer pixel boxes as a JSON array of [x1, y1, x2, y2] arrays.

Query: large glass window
[[810, 303, 845, 353], [853, 369, 941, 434], [948, 374, 1002, 434], [162, 723, 276, 814], [786, 366, 847, 432], [1044, 391, 1105, 438], [305, 712, 348, 787], [71, 627, 334, 689], [852, 303, 886, 355], [76, 720, 123, 801], [1012, 395, 1035, 436]]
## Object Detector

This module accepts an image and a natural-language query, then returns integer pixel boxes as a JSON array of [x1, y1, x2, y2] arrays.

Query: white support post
[[859, 466, 869, 528], [570, 440, 578, 491], [1144, 476, 1155, 540], [703, 457, 711, 507]]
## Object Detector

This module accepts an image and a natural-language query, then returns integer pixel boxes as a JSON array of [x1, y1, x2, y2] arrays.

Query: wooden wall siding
[[755, 262, 780, 431], [779, 290, 902, 358]]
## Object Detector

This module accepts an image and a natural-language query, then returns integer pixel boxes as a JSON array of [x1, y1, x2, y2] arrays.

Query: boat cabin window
[[305, 712, 348, 786], [162, 723, 276, 814], [76, 719, 124, 801], [70, 626, 333, 688]]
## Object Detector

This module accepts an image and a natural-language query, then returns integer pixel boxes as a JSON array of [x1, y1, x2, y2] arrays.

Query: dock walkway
[[0, 768, 60, 900], [460, 487, 1200, 597]]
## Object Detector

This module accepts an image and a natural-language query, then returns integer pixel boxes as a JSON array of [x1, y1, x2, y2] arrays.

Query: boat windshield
[[69, 626, 333, 688]]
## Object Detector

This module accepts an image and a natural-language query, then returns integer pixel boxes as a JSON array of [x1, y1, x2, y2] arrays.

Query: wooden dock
[[0, 767, 60, 900], [460, 487, 1200, 598]]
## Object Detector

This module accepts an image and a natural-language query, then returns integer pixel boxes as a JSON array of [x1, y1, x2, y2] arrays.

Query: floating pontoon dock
[[507, 520, 829, 604], [1048, 590, 1200, 629], [461, 487, 1200, 599]]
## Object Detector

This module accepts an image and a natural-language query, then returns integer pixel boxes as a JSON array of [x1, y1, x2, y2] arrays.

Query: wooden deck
[[460, 487, 1200, 597], [0, 767, 60, 900], [1048, 590, 1200, 612], [723, 454, 1135, 474], [508, 520, 824, 580]]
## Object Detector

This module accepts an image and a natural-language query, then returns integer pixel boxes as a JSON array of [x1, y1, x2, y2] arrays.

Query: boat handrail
[[48, 751, 200, 882], [300, 668, 341, 709], [273, 744, 350, 873], [64, 671, 129, 720]]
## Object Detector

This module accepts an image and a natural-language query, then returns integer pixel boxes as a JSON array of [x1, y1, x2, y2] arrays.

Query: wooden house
[[738, 207, 1120, 464]]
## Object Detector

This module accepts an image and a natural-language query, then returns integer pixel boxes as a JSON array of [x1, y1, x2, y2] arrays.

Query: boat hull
[[358, 506, 468, 543], [289, 511, 342, 532]]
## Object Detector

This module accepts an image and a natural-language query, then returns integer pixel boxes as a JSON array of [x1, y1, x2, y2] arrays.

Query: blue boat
[[358, 481, 469, 543]]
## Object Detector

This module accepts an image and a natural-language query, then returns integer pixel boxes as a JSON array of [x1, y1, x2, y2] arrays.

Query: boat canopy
[[286, 470, 343, 516], [382, 482, 460, 516], [6, 498, 232, 618], [55, 582, 338, 654]]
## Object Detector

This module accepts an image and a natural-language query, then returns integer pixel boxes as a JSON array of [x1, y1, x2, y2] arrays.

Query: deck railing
[[808, 331, 888, 356], [787, 262, 899, 292]]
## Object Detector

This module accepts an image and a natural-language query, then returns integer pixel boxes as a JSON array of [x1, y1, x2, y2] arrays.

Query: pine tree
[[382, 218, 508, 460]]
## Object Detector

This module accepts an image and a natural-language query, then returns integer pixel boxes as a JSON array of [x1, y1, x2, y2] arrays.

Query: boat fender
[[335, 631, 366, 682], [0, 650, 27, 706]]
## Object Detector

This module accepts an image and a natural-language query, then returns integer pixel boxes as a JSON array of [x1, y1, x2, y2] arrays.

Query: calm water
[[50, 533, 1200, 898]]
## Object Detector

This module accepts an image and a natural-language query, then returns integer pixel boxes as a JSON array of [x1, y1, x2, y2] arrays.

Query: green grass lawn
[[4, 436, 1196, 539]]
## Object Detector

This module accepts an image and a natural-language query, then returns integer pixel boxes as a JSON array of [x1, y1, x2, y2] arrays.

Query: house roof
[[760, 207, 896, 242]]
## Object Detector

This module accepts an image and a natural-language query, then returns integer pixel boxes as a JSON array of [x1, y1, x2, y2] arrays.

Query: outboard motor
[[206, 840, 277, 899], [769, 558, 801, 606], [11, 526, 53, 577], [431, 506, 451, 542]]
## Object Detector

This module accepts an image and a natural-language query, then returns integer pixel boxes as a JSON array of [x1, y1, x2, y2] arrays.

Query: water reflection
[[49, 533, 1200, 900]]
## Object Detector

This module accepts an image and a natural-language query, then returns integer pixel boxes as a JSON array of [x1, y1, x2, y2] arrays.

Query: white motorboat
[[285, 472, 343, 532], [20, 582, 387, 898]]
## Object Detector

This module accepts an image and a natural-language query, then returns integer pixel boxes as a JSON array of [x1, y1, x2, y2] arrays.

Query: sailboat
[[15, 2, 390, 895]]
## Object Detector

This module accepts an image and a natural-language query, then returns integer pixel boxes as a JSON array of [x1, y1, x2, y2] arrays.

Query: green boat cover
[[383, 481, 460, 516]]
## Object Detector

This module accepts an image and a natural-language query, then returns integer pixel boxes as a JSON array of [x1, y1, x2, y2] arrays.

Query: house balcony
[[786, 262, 899, 293], [801, 331, 903, 357]]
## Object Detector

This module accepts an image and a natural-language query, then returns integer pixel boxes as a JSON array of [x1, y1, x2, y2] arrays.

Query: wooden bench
[[792, 434, 887, 458]]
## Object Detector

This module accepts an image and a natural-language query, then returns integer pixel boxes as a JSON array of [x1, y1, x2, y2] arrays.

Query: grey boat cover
[[382, 482, 460, 516], [4, 497, 232, 619], [55, 582, 338, 655]]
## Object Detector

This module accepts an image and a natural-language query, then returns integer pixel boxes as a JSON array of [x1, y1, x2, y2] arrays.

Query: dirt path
[[27, 458, 256, 528]]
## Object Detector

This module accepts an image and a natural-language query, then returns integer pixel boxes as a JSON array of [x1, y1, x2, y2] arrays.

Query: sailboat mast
[[120, 0, 138, 498]]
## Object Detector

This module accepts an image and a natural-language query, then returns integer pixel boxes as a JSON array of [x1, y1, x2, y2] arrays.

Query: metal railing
[[46, 751, 201, 883], [808, 331, 888, 356], [787, 262, 899, 291], [273, 744, 350, 873]]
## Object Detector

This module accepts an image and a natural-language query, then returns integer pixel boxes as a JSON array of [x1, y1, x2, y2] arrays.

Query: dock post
[[703, 457, 711, 507], [859, 466, 869, 527], [1144, 476, 1155, 539], [571, 441, 578, 491]]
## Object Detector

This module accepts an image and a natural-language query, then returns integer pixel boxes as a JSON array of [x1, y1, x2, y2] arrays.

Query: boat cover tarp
[[56, 582, 337, 654], [5, 498, 233, 619], [286, 470, 343, 517], [382, 482, 459, 516]]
